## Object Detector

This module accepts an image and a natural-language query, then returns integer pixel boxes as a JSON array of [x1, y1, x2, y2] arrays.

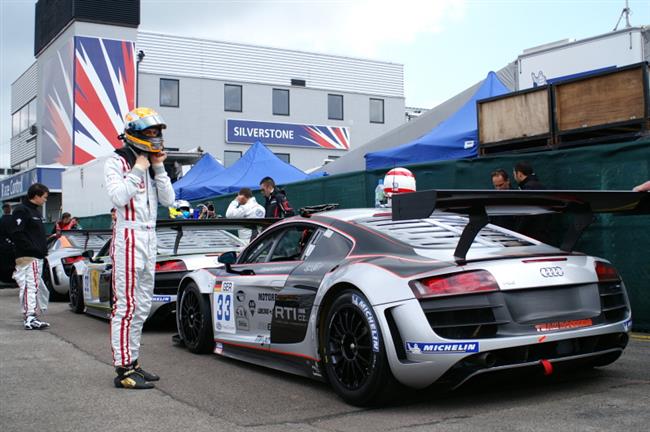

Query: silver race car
[[175, 190, 649, 405], [44, 230, 112, 300], [68, 220, 273, 322]]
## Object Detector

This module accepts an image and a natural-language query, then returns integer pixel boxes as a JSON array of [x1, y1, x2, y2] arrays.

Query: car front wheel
[[68, 269, 84, 313], [178, 282, 214, 354], [322, 289, 398, 406]]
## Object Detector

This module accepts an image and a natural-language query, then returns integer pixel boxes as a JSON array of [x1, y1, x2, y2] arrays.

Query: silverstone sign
[[226, 119, 349, 150]]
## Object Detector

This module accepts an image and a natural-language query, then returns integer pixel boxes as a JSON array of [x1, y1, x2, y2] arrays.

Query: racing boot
[[114, 364, 155, 389], [133, 359, 160, 382], [24, 315, 50, 330]]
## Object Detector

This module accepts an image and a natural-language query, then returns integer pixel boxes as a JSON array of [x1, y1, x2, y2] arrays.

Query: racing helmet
[[121, 107, 166, 153], [173, 200, 192, 218], [383, 167, 416, 198]]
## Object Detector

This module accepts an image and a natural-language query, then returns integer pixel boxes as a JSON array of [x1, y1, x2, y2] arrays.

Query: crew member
[[225, 187, 266, 242], [259, 177, 294, 218], [9, 183, 50, 330], [104, 107, 175, 389]]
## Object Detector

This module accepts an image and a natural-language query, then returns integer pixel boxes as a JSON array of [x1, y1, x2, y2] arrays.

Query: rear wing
[[156, 218, 280, 256], [57, 229, 113, 250], [392, 190, 650, 264]]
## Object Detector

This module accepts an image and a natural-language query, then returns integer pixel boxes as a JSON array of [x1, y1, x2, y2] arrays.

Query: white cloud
[[142, 0, 466, 58]]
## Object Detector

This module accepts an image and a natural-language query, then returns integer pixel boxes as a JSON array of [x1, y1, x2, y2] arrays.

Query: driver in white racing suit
[[104, 107, 175, 389]]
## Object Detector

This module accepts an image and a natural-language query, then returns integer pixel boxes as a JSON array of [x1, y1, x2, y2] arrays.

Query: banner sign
[[0, 167, 64, 200], [226, 119, 349, 150]]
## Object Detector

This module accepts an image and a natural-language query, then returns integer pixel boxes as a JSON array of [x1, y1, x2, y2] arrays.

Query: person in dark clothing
[[0, 203, 16, 283], [9, 183, 50, 330], [260, 176, 295, 218], [489, 169, 517, 231], [513, 161, 552, 244]]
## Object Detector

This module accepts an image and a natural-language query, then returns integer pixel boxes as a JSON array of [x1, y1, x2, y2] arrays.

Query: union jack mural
[[41, 39, 74, 165], [73, 36, 135, 164], [302, 125, 350, 150]]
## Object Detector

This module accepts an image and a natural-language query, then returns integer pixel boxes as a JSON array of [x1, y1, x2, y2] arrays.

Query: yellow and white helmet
[[121, 107, 166, 153]]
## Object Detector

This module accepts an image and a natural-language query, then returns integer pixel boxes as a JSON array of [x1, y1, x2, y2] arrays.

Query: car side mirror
[[218, 251, 237, 265]]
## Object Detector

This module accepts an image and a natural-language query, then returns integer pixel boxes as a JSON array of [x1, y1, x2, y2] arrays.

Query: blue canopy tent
[[365, 71, 509, 170], [175, 141, 308, 200], [173, 153, 225, 201]]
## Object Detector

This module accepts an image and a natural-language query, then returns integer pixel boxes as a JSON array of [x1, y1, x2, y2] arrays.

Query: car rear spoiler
[[57, 229, 113, 250], [392, 190, 650, 264], [157, 218, 280, 256]]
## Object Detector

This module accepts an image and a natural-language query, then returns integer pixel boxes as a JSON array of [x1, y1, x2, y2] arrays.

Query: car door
[[271, 227, 353, 345], [213, 223, 314, 351]]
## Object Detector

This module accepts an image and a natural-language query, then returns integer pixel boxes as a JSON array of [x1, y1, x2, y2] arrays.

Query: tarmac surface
[[1, 286, 650, 432]]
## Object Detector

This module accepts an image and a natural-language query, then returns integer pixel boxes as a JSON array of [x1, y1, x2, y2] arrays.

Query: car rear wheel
[[178, 282, 214, 354], [322, 289, 398, 406], [68, 269, 84, 313]]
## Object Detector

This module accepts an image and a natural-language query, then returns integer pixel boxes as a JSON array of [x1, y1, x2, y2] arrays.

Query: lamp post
[[136, 50, 145, 106]]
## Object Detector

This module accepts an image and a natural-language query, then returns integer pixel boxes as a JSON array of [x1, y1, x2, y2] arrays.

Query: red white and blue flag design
[[227, 119, 350, 150], [73, 36, 136, 164]]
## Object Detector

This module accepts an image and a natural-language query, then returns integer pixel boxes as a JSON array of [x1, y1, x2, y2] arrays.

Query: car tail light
[[411, 270, 499, 299], [595, 261, 620, 283], [156, 260, 187, 273], [62, 256, 84, 265]]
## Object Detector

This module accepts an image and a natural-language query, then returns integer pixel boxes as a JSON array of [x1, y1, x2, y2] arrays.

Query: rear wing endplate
[[392, 190, 650, 264]]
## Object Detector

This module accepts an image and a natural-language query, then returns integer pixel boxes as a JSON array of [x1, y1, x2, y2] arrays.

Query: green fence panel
[[75, 138, 650, 330]]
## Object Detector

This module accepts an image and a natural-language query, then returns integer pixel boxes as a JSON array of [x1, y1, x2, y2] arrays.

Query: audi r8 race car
[[44, 230, 112, 300], [68, 219, 274, 322], [175, 190, 649, 406]]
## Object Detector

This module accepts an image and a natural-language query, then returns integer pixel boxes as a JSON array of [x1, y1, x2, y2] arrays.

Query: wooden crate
[[554, 62, 650, 147], [478, 86, 553, 155]]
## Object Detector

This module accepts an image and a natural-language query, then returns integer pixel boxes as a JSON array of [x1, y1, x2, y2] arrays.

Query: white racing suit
[[225, 196, 266, 242], [104, 153, 175, 367], [15, 257, 49, 318]]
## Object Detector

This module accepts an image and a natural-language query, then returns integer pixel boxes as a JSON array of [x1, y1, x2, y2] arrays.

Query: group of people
[[7, 105, 648, 394]]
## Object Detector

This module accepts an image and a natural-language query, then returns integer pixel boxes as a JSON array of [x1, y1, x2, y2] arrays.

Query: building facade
[[10, 0, 405, 177]]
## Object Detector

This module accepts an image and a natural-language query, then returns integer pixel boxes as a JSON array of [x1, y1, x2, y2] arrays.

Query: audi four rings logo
[[540, 266, 564, 277]]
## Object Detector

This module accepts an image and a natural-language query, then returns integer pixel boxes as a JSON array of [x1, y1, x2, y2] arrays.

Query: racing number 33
[[214, 281, 236, 334]]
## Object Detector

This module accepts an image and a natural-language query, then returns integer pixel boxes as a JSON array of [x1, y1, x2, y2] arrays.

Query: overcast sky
[[1, 0, 649, 168]]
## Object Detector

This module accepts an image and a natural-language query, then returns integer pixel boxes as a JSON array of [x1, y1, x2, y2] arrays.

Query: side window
[[304, 228, 352, 262], [240, 234, 277, 264], [269, 226, 316, 262]]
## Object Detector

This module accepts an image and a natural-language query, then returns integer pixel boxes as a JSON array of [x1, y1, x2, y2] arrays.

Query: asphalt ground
[[1, 287, 650, 432]]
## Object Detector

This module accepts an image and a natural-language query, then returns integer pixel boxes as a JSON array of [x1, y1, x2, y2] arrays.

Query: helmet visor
[[128, 114, 167, 131]]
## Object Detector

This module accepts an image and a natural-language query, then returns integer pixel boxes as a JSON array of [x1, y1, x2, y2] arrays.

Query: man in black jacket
[[260, 176, 295, 218], [0, 203, 16, 283], [513, 161, 552, 244], [9, 183, 50, 330]]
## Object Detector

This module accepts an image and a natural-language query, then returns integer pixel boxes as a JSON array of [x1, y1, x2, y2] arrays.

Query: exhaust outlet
[[468, 352, 496, 368]]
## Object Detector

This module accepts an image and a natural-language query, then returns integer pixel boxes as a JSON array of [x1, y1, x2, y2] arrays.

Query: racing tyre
[[323, 289, 398, 406], [68, 269, 84, 313], [178, 282, 214, 354]]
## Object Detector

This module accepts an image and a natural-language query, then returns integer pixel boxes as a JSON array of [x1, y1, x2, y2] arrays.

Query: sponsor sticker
[[534, 318, 593, 332], [152, 295, 171, 303], [405, 342, 480, 354], [215, 342, 223, 355], [352, 294, 379, 352], [623, 319, 633, 331], [214, 280, 235, 293]]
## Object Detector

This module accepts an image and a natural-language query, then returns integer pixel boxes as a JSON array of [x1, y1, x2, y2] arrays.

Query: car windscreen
[[156, 226, 246, 256]]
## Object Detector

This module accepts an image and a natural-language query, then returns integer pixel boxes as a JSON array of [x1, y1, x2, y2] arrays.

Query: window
[[370, 98, 384, 124], [12, 111, 20, 137], [328, 94, 343, 120], [273, 88, 289, 116], [224, 151, 242, 168], [224, 84, 242, 112], [160, 78, 179, 107], [240, 233, 278, 264], [274, 153, 290, 164], [19, 105, 29, 132], [28, 98, 37, 127], [269, 226, 316, 262]]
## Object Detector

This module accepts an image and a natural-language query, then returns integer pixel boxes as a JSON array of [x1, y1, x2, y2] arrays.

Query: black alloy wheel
[[323, 289, 397, 406], [178, 282, 214, 354], [68, 269, 84, 313]]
